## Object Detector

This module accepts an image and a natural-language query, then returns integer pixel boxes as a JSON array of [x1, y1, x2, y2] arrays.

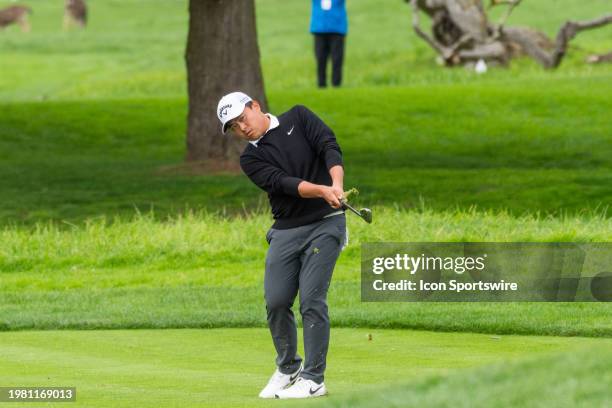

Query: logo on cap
[[219, 104, 232, 118]]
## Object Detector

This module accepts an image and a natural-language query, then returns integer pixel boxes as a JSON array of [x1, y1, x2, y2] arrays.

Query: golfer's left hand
[[331, 185, 345, 205], [320, 186, 342, 209]]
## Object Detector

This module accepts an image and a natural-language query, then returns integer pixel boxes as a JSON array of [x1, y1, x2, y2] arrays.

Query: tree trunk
[[185, 0, 268, 163]]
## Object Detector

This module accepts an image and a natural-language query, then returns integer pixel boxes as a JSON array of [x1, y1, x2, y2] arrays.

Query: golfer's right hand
[[320, 186, 342, 209]]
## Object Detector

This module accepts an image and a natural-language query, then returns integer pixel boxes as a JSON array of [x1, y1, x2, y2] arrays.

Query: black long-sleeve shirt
[[239, 105, 343, 229]]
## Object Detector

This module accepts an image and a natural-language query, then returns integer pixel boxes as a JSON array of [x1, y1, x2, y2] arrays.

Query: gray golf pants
[[264, 214, 346, 384]]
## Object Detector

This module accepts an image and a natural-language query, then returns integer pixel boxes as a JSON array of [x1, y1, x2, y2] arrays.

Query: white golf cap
[[216, 91, 253, 134]]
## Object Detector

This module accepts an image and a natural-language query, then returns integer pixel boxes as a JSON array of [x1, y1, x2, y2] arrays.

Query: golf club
[[341, 199, 372, 223]]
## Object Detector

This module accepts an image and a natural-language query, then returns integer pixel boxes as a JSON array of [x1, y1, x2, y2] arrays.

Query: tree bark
[[185, 0, 268, 163]]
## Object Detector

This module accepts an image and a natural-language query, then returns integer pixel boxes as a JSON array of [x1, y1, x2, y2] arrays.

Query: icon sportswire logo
[[287, 125, 295, 135]]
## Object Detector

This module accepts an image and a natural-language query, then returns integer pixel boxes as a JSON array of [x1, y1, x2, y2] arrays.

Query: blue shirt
[[310, 0, 347, 35]]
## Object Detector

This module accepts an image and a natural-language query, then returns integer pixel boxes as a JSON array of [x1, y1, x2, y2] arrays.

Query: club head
[[341, 200, 372, 224], [359, 208, 372, 223]]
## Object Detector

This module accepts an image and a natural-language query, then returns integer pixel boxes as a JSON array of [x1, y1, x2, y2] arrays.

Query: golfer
[[216, 92, 347, 399]]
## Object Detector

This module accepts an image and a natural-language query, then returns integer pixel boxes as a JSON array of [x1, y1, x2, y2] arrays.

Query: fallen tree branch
[[408, 0, 612, 69], [410, 0, 452, 60], [494, 0, 521, 37], [549, 14, 612, 68], [488, 0, 518, 8], [586, 51, 612, 64]]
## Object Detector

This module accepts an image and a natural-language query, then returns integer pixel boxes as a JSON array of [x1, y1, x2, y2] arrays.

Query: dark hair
[[245, 101, 253, 109]]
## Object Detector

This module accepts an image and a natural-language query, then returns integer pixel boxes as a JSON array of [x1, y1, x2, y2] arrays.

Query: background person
[[310, 0, 348, 88]]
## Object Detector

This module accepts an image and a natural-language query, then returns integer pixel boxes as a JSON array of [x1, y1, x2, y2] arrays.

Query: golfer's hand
[[321, 186, 343, 209], [331, 185, 345, 204]]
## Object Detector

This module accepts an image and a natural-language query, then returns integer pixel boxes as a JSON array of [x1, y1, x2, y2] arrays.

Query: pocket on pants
[[335, 224, 348, 250], [265, 228, 275, 245], [333, 217, 348, 250]]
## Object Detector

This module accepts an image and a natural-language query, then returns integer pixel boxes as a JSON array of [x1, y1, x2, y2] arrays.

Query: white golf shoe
[[258, 364, 303, 399], [274, 377, 327, 399]]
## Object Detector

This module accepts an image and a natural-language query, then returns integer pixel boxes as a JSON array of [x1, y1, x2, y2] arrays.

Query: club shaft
[[343, 202, 363, 218]]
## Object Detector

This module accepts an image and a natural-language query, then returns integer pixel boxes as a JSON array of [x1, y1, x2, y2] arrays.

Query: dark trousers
[[314, 33, 346, 88], [264, 214, 346, 384]]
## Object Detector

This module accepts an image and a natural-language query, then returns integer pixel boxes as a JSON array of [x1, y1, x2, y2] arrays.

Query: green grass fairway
[[1, 328, 610, 408]]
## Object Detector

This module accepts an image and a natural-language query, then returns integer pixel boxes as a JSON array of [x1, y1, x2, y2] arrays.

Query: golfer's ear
[[250, 100, 262, 112]]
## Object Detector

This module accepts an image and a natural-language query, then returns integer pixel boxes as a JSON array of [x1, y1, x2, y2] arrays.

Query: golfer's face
[[228, 105, 266, 141]]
